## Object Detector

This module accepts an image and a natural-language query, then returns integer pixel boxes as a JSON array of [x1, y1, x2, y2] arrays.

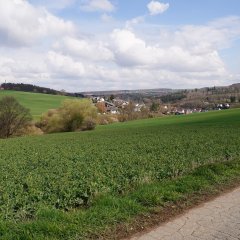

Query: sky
[[0, 0, 240, 92]]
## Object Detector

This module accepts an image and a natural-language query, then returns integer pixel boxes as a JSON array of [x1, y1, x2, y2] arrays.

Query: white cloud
[[125, 16, 146, 29], [79, 0, 115, 12], [0, 50, 50, 85], [47, 51, 86, 78], [0, 0, 75, 47], [53, 36, 114, 62], [0, 1, 239, 91], [147, 1, 169, 15], [110, 29, 226, 73]]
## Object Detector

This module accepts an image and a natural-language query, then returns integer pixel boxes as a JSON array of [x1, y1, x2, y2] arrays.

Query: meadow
[[0, 90, 73, 119], [0, 109, 240, 239]]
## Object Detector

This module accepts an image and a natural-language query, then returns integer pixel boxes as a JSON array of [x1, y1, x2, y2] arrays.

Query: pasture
[[0, 90, 73, 119]]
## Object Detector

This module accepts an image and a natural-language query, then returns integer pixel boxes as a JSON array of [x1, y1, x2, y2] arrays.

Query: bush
[[18, 124, 43, 136], [39, 99, 97, 133], [0, 96, 32, 138], [97, 114, 119, 125], [118, 104, 150, 122], [81, 117, 96, 131], [118, 113, 128, 122]]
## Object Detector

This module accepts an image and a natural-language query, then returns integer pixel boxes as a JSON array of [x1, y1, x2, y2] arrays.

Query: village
[[90, 95, 230, 116], [0, 82, 231, 118]]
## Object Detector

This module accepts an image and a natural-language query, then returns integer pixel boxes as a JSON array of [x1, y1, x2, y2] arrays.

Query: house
[[104, 101, 119, 114], [216, 103, 230, 110], [113, 99, 129, 109], [121, 101, 129, 108], [175, 109, 185, 115], [175, 111, 184, 115], [134, 103, 145, 112], [193, 108, 202, 113], [92, 97, 105, 103]]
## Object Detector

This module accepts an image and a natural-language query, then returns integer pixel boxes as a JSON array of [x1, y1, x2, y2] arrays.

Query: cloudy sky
[[0, 0, 240, 92]]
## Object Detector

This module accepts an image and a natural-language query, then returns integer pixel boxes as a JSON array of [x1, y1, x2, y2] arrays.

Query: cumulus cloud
[[79, 0, 115, 12], [53, 36, 114, 62], [47, 51, 86, 78], [0, 0, 75, 47], [110, 29, 225, 73], [147, 1, 169, 15], [0, 50, 50, 86], [0, 1, 239, 91]]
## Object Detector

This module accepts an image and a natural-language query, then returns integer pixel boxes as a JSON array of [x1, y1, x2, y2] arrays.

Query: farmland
[[0, 90, 73, 119], [0, 109, 240, 239]]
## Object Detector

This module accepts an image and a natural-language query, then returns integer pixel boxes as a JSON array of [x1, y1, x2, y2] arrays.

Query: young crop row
[[0, 110, 239, 221]]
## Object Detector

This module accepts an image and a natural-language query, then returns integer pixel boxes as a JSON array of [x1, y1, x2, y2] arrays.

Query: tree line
[[1, 83, 84, 98]]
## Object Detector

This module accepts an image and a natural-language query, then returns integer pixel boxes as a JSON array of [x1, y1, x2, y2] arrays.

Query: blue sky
[[28, 0, 240, 27], [0, 0, 239, 91], [31, 0, 240, 24]]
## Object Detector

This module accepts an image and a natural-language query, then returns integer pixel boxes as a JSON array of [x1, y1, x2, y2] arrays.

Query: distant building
[[92, 97, 105, 103], [185, 109, 193, 114], [105, 101, 118, 114], [216, 103, 230, 110], [134, 103, 145, 112]]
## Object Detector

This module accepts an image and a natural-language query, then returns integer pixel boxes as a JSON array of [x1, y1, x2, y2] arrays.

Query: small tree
[[0, 96, 32, 138], [150, 102, 160, 112], [109, 94, 115, 101], [118, 101, 137, 122], [96, 102, 107, 114], [230, 96, 236, 103]]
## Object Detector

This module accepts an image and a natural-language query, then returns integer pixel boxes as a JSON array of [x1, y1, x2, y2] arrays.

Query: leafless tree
[[0, 97, 32, 138]]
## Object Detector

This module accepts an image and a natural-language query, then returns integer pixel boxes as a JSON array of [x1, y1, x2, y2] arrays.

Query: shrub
[[96, 102, 107, 113], [118, 113, 128, 122], [39, 99, 97, 133], [18, 124, 43, 136], [97, 114, 119, 125], [81, 117, 96, 131]]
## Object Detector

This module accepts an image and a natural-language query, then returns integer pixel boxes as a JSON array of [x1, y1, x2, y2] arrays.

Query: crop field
[[0, 90, 73, 119], [0, 109, 240, 239]]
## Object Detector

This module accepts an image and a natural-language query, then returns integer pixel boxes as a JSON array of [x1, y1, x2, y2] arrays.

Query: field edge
[[111, 159, 240, 240], [1, 159, 240, 240]]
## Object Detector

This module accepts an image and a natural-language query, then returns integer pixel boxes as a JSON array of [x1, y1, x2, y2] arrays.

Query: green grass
[[0, 109, 240, 239], [0, 90, 73, 119], [1, 161, 240, 240]]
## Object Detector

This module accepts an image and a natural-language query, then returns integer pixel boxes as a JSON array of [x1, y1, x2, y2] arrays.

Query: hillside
[[0, 109, 239, 239], [79, 83, 240, 107], [0, 90, 74, 119], [0, 82, 84, 98], [173, 84, 240, 108]]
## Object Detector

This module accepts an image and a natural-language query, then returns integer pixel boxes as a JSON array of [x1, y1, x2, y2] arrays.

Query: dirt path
[[129, 187, 240, 240]]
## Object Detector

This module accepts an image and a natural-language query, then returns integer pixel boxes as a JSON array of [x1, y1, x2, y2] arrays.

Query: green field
[[0, 90, 73, 119], [0, 109, 240, 239]]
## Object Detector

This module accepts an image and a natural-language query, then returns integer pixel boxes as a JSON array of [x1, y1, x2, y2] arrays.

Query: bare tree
[[0, 97, 32, 138]]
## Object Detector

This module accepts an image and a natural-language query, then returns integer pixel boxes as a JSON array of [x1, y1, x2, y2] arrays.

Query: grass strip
[[1, 159, 240, 240]]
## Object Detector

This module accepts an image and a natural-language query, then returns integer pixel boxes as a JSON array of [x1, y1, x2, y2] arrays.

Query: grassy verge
[[1, 159, 240, 240]]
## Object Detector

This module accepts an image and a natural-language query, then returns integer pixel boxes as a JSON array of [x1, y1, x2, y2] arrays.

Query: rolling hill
[[0, 90, 74, 119]]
